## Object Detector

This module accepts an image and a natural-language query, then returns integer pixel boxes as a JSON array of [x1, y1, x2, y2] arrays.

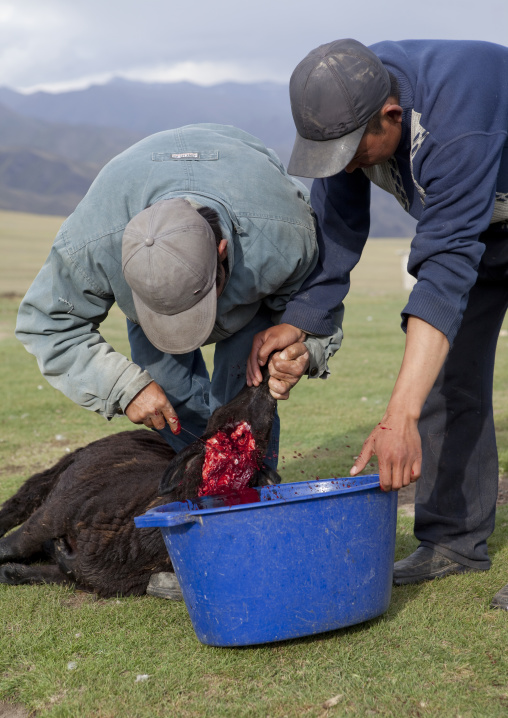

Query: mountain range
[[0, 79, 416, 237]]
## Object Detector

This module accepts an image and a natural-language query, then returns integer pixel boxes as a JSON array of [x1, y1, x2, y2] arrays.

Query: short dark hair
[[196, 205, 229, 286], [365, 72, 400, 135]]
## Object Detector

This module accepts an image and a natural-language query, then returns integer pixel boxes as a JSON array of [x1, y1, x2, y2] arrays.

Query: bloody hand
[[125, 381, 181, 434]]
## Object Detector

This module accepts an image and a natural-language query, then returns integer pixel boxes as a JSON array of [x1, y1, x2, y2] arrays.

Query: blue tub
[[135, 475, 397, 646]]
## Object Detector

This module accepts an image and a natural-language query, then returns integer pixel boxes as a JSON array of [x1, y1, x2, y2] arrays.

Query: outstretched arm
[[15, 233, 181, 430], [351, 316, 449, 491], [246, 172, 370, 398]]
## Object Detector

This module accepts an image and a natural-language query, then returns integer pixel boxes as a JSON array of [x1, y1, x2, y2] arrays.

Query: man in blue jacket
[[247, 39, 508, 608], [16, 124, 341, 468]]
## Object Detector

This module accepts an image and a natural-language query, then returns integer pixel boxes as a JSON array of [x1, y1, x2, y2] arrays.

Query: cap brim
[[132, 283, 217, 355], [287, 124, 367, 178]]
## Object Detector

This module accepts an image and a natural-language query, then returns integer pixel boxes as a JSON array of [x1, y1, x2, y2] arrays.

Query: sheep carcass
[[0, 367, 279, 597]]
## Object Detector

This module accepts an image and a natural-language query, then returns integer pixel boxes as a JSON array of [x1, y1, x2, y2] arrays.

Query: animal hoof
[[0, 563, 23, 584], [0, 540, 15, 565]]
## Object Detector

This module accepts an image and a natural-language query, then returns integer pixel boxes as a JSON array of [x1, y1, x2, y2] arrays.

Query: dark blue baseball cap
[[287, 39, 391, 178]]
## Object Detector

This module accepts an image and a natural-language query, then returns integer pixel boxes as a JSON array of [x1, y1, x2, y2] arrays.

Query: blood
[[220, 487, 260, 506], [199, 421, 260, 501], [166, 415, 181, 434]]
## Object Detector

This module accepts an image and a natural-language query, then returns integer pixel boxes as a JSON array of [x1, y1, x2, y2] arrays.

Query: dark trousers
[[416, 223, 508, 569]]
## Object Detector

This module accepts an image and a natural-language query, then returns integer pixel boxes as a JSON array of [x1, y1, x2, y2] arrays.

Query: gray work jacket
[[16, 124, 342, 418]]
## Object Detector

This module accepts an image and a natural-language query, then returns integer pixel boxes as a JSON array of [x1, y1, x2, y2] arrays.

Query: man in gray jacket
[[16, 124, 340, 464]]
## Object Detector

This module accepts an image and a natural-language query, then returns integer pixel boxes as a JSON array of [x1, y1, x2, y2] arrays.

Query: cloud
[[0, 1, 82, 86], [0, 0, 507, 90], [18, 61, 287, 94]]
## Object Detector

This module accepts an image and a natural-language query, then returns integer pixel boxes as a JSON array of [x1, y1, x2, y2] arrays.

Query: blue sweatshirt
[[281, 40, 508, 346]]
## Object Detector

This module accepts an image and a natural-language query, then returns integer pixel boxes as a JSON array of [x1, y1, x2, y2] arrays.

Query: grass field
[[1, 210, 507, 717]]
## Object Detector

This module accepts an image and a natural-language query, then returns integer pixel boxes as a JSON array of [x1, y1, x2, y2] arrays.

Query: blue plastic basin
[[135, 475, 397, 646]]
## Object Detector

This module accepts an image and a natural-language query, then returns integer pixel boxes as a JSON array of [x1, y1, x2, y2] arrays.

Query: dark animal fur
[[0, 367, 278, 597]]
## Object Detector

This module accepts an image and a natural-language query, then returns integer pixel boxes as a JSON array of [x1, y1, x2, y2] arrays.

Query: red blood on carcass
[[199, 421, 260, 499]]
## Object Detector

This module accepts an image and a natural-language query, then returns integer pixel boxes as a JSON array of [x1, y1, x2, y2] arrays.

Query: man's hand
[[265, 343, 310, 400], [350, 414, 422, 491], [246, 323, 306, 386], [125, 381, 181, 434]]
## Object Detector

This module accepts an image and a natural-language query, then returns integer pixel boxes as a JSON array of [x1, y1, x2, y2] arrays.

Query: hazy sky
[[1, 0, 507, 92]]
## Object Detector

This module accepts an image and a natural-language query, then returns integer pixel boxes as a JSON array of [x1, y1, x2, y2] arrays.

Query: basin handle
[[134, 511, 203, 528]]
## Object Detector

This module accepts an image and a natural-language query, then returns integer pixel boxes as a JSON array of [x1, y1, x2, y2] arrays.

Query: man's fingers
[[257, 324, 306, 365], [268, 387, 290, 400], [125, 382, 180, 433], [349, 416, 422, 490], [278, 342, 308, 361], [141, 405, 179, 433], [378, 453, 415, 491], [162, 409, 181, 435], [146, 408, 163, 431], [246, 334, 266, 386], [269, 343, 309, 378], [402, 462, 414, 488], [247, 327, 307, 387], [378, 460, 393, 492], [265, 344, 309, 400], [410, 457, 422, 483], [267, 350, 307, 398], [267, 376, 291, 400], [142, 407, 179, 434], [350, 441, 374, 477], [378, 452, 421, 491], [257, 334, 287, 365]]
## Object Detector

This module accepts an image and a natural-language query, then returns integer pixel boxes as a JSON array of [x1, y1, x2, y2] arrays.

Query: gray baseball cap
[[287, 39, 391, 178], [122, 198, 217, 354]]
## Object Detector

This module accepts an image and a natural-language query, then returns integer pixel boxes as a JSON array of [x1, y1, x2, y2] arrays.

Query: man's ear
[[383, 102, 403, 125], [218, 239, 228, 262]]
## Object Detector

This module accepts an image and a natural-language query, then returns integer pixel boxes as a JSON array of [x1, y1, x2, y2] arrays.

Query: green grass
[[1, 211, 507, 717], [0, 210, 65, 296]]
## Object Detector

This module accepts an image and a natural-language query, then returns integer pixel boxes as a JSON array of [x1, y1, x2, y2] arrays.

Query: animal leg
[[53, 537, 78, 581], [0, 505, 59, 564], [0, 562, 74, 587], [0, 451, 78, 538]]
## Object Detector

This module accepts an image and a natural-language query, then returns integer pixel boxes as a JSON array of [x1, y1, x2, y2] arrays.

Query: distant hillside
[[0, 80, 294, 144], [0, 147, 96, 216], [0, 79, 417, 237], [0, 101, 143, 165]]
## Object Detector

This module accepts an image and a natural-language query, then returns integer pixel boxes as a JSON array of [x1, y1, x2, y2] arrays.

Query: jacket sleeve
[[402, 131, 506, 344], [262, 173, 371, 379], [281, 169, 371, 336], [302, 303, 345, 380], [15, 232, 153, 419]]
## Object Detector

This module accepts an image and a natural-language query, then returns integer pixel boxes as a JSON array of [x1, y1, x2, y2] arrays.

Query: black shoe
[[490, 583, 508, 610], [393, 546, 484, 586], [146, 572, 183, 600]]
